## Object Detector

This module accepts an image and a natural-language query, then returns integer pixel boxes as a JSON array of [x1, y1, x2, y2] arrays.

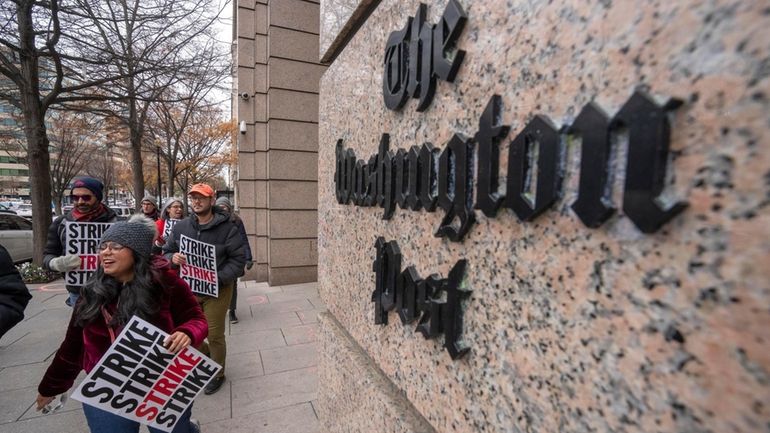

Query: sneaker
[[229, 311, 238, 324], [204, 375, 225, 395]]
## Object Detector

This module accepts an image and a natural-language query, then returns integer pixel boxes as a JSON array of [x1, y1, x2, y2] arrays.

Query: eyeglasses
[[169, 204, 183, 209], [70, 194, 93, 202], [98, 242, 126, 252], [188, 196, 209, 202]]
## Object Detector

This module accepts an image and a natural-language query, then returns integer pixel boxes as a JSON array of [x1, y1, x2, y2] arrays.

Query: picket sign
[[64, 222, 113, 286], [161, 219, 179, 241], [179, 235, 219, 297], [71, 316, 221, 432]]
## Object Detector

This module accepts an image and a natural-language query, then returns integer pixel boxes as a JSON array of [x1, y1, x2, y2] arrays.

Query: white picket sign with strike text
[[71, 316, 221, 432]]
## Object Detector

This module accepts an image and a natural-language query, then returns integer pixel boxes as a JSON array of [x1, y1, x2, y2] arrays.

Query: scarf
[[71, 202, 108, 221]]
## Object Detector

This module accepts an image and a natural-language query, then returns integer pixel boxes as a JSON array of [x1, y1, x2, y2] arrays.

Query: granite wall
[[317, 1, 770, 432]]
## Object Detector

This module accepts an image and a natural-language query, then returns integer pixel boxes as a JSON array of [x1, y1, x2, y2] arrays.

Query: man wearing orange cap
[[162, 183, 246, 395]]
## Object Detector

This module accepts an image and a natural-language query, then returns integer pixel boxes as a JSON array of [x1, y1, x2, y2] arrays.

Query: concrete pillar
[[235, 0, 325, 285]]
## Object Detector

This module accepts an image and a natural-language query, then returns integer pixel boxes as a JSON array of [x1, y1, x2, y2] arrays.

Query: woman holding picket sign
[[35, 215, 208, 433], [154, 197, 186, 253]]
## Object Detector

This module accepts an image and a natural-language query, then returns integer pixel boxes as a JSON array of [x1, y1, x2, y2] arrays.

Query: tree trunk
[[181, 173, 190, 213], [128, 98, 145, 210], [167, 159, 175, 198], [17, 1, 53, 265], [22, 106, 53, 265], [54, 194, 62, 216]]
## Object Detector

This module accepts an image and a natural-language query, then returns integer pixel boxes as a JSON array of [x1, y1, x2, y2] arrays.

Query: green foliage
[[16, 262, 59, 284]]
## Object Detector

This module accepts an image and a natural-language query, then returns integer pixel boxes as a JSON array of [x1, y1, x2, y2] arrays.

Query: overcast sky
[[212, 0, 233, 115]]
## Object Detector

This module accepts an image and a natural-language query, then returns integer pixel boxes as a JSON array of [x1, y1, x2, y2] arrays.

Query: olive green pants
[[197, 281, 234, 378]]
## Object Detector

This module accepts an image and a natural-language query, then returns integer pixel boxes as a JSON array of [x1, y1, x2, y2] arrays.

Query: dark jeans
[[65, 292, 79, 307], [82, 403, 195, 433]]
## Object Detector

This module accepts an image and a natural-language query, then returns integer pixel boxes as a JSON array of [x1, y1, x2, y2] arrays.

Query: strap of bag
[[100, 305, 117, 343]]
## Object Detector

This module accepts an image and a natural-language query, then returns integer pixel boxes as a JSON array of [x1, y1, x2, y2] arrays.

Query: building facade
[[0, 97, 30, 198], [233, 0, 326, 285], [233, 0, 769, 431], [315, 1, 770, 433]]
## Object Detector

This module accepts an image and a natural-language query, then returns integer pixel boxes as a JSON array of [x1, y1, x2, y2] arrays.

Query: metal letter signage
[[612, 92, 689, 233], [503, 115, 563, 221], [372, 237, 471, 360], [335, 90, 689, 241], [475, 95, 511, 218], [343, 3, 691, 361], [382, 1, 467, 111], [567, 102, 615, 227]]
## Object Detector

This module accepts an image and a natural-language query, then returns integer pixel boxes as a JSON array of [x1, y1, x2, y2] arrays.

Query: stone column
[[235, 0, 325, 284]]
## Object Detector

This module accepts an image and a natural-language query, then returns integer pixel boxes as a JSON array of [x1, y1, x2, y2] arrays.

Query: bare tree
[[0, 1, 142, 263], [73, 0, 226, 209], [148, 43, 229, 197], [175, 110, 234, 205], [0, 0, 226, 263], [0, 1, 64, 263], [85, 144, 119, 203], [48, 109, 99, 214]]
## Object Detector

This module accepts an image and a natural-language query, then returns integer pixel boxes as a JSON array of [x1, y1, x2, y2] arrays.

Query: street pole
[[156, 145, 162, 204]]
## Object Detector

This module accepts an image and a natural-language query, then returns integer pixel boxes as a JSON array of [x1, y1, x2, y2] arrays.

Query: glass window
[[12, 215, 31, 230], [0, 215, 16, 230]]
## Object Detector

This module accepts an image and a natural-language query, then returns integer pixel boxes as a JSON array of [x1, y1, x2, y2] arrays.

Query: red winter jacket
[[37, 257, 207, 397]]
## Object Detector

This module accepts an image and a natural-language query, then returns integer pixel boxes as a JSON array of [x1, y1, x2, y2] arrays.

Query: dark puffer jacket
[[162, 209, 246, 288], [42, 206, 118, 294], [0, 245, 31, 338]]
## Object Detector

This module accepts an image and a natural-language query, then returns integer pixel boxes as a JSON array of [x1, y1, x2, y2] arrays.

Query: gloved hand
[[245, 261, 254, 270], [49, 255, 81, 272]]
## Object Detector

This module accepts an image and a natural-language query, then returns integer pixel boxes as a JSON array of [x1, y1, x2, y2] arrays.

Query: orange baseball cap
[[189, 183, 215, 197]]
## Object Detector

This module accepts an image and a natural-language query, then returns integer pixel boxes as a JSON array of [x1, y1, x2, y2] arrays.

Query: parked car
[[0, 213, 33, 263], [14, 203, 32, 219], [0, 204, 16, 214], [112, 206, 135, 221]]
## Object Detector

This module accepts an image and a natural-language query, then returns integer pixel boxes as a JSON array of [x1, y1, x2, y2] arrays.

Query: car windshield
[[18, 204, 31, 210]]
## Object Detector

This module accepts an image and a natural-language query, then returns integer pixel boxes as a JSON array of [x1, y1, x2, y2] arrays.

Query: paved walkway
[[0, 279, 324, 433]]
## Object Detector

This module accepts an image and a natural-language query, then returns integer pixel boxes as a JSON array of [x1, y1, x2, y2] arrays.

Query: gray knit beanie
[[215, 197, 232, 211], [100, 214, 157, 258], [141, 196, 158, 209]]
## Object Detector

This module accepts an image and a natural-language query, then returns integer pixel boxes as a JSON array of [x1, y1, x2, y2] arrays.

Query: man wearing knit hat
[[141, 196, 160, 221], [43, 176, 118, 307], [162, 182, 246, 395]]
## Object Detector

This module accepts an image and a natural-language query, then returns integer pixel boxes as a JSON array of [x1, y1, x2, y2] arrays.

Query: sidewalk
[[0, 279, 324, 433]]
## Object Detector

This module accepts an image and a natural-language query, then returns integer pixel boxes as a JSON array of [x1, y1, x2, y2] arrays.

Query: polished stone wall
[[317, 0, 770, 432]]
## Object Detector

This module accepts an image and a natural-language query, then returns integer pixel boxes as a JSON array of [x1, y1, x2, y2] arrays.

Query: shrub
[[16, 262, 60, 284]]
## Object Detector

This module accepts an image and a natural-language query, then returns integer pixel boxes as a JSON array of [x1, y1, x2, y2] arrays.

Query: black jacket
[[42, 206, 118, 294], [0, 245, 31, 338], [162, 209, 246, 288]]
